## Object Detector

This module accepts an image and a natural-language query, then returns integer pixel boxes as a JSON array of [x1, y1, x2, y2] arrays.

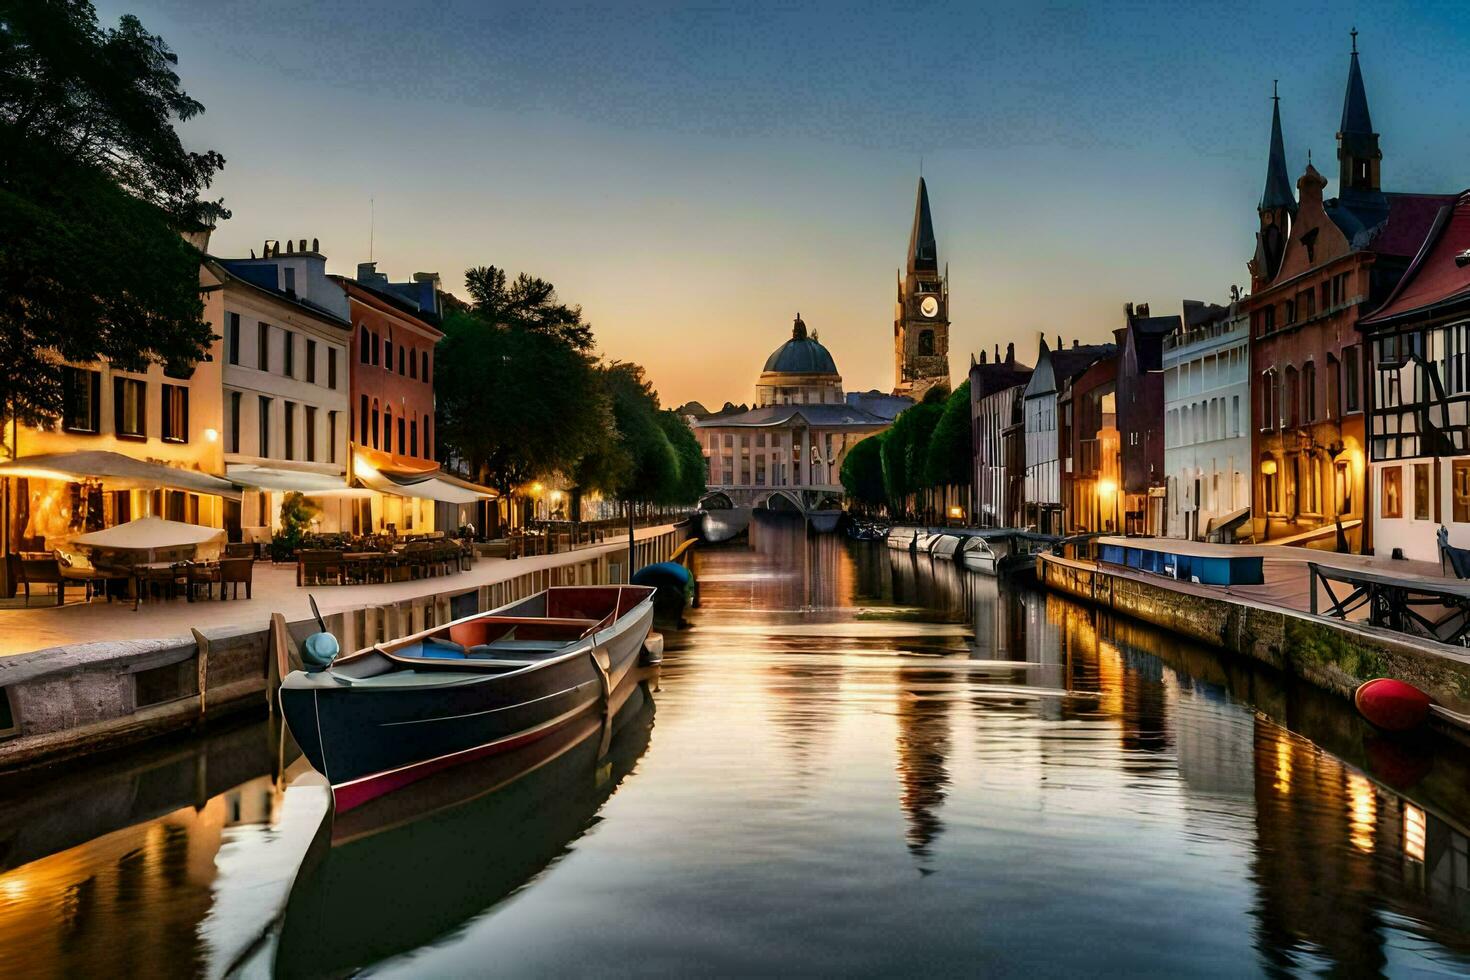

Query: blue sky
[[101, 0, 1470, 406]]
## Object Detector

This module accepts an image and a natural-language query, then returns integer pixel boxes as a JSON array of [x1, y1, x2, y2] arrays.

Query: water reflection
[[3, 517, 1470, 975]]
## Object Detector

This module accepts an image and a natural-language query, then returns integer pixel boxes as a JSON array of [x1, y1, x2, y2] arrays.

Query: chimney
[[299, 239, 308, 253], [1073, 339, 1079, 348], [1005, 342, 1015, 365], [994, 344, 1001, 361], [1056, 334, 1063, 349], [263, 239, 278, 258], [286, 240, 294, 255], [1125, 301, 1134, 318], [1136, 302, 1149, 317], [312, 238, 320, 252], [978, 349, 987, 365]]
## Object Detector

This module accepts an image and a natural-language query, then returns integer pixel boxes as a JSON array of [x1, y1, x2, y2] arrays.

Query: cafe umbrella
[[72, 516, 226, 562]]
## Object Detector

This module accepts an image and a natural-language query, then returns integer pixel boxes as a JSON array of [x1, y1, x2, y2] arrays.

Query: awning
[[73, 516, 225, 552], [227, 464, 372, 497], [0, 451, 241, 499], [353, 458, 494, 504]]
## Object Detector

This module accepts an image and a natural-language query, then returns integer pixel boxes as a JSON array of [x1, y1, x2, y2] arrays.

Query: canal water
[[3, 515, 1470, 977]]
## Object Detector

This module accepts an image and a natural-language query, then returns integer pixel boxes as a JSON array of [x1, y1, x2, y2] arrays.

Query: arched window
[[410, 418, 418, 456], [371, 398, 380, 448], [409, 349, 417, 379], [1284, 365, 1300, 428], [359, 394, 368, 444], [918, 330, 934, 356], [1260, 369, 1277, 430], [383, 405, 393, 452], [384, 339, 393, 372], [1302, 361, 1317, 423], [397, 414, 405, 451], [421, 351, 429, 383], [422, 414, 431, 458], [398, 345, 406, 376], [359, 326, 370, 364], [371, 332, 380, 366]]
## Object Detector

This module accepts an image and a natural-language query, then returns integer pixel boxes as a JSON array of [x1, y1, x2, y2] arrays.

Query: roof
[[208, 258, 351, 329], [845, 390, 913, 420], [1360, 190, 1470, 326], [1261, 92, 1297, 214], [334, 275, 444, 336], [762, 315, 839, 375], [907, 178, 938, 274], [1340, 47, 1374, 138], [1049, 343, 1118, 383], [968, 359, 1033, 399], [1326, 192, 1457, 256], [693, 403, 888, 429]]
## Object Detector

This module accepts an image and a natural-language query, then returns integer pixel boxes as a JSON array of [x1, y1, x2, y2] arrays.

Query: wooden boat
[[279, 585, 656, 812]]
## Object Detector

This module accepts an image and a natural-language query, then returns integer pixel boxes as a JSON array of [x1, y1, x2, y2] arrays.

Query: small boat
[[929, 533, 963, 559], [887, 526, 918, 552], [1354, 677, 1433, 733], [280, 585, 656, 812], [960, 535, 1007, 574]]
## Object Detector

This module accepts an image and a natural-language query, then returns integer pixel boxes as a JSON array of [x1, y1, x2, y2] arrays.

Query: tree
[[924, 380, 972, 488], [840, 432, 887, 509], [881, 400, 944, 519], [601, 362, 678, 504], [0, 1, 227, 428], [434, 308, 607, 496], [657, 409, 706, 506], [463, 265, 595, 353]]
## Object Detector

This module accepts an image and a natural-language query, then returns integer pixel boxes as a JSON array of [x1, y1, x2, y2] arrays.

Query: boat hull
[[280, 599, 653, 811]]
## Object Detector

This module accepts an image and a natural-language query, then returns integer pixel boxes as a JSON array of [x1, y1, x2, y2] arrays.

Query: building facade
[[210, 239, 353, 543], [1064, 354, 1119, 534], [1358, 191, 1470, 560], [1117, 304, 1180, 535], [1245, 40, 1451, 550], [1022, 337, 1116, 535], [894, 178, 950, 400], [696, 316, 893, 509], [1163, 300, 1252, 540], [969, 343, 1031, 528]]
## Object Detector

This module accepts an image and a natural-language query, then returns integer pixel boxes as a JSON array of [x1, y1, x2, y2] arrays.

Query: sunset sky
[[101, 0, 1470, 408]]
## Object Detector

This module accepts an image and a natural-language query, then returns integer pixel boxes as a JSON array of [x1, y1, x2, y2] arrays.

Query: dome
[[762, 314, 838, 375]]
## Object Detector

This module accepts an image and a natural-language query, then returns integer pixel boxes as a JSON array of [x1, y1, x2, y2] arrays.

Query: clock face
[[920, 295, 939, 318]]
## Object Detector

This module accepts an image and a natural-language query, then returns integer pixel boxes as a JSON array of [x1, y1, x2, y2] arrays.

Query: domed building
[[688, 314, 900, 516], [756, 315, 844, 406]]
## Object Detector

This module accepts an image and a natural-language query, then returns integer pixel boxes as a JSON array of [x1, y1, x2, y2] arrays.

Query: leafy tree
[[601, 362, 678, 504], [270, 491, 319, 561], [0, 1, 226, 428], [434, 308, 607, 496], [463, 265, 595, 352], [657, 409, 706, 506], [923, 380, 972, 488], [840, 432, 887, 508], [881, 400, 943, 516]]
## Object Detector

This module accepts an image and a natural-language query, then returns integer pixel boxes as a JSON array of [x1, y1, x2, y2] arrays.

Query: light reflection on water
[[2, 514, 1470, 976]]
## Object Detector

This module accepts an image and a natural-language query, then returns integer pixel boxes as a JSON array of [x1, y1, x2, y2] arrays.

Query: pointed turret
[[1336, 28, 1382, 197], [907, 177, 938, 274], [1260, 83, 1296, 215]]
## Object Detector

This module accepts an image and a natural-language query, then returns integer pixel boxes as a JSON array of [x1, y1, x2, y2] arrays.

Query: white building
[[207, 240, 354, 543], [1162, 300, 1251, 541], [1021, 337, 1114, 535]]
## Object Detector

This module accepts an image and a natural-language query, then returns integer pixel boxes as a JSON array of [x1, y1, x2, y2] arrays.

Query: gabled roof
[[1360, 190, 1470, 327], [1327, 192, 1458, 256], [968, 359, 1033, 399], [1261, 90, 1297, 214], [907, 178, 938, 274]]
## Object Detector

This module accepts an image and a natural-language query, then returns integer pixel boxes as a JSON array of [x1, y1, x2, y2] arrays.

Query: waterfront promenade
[[0, 525, 678, 658]]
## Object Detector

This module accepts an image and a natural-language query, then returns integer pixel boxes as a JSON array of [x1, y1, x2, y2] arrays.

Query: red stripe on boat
[[332, 713, 581, 813]]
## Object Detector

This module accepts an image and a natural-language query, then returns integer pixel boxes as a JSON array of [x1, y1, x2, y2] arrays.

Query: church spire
[[907, 177, 938, 274], [1260, 81, 1296, 215], [1337, 27, 1382, 196]]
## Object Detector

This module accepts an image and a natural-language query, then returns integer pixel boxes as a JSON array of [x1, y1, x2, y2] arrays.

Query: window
[[228, 390, 242, 452], [409, 348, 418, 379], [61, 366, 101, 433], [1455, 460, 1470, 524], [398, 344, 406, 376], [1284, 366, 1299, 428], [1231, 395, 1240, 437], [1302, 361, 1317, 423], [410, 418, 418, 456], [226, 312, 240, 365], [385, 340, 393, 373], [328, 347, 338, 389], [1297, 289, 1316, 320], [371, 399, 380, 448], [258, 396, 272, 457], [423, 414, 431, 457], [258, 322, 270, 372], [1344, 345, 1361, 412], [397, 415, 405, 454], [284, 267, 296, 295], [1415, 463, 1431, 521], [421, 351, 429, 383], [1382, 465, 1402, 519], [359, 394, 369, 444], [1263, 464, 1279, 513], [327, 411, 338, 464], [372, 332, 380, 366], [359, 325, 370, 364], [383, 405, 393, 452], [283, 329, 294, 378], [306, 339, 317, 384], [284, 401, 296, 460], [305, 405, 317, 462], [113, 377, 146, 439], [161, 384, 188, 443]]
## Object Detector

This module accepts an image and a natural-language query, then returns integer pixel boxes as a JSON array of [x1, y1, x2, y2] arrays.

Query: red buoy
[[1354, 678, 1433, 733]]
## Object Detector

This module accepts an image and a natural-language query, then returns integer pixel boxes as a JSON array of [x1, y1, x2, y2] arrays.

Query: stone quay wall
[[0, 525, 689, 774], [1038, 552, 1470, 722]]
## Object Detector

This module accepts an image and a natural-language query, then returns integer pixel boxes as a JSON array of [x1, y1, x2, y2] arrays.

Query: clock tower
[[894, 177, 951, 399]]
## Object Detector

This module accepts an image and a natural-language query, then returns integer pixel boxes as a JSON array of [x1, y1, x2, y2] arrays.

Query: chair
[[225, 542, 257, 559], [297, 550, 344, 586], [186, 561, 221, 601], [135, 563, 188, 610], [218, 557, 254, 599], [17, 553, 73, 607]]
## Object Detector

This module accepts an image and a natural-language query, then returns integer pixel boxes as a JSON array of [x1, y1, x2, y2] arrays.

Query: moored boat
[[279, 585, 656, 812], [960, 534, 1007, 574]]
